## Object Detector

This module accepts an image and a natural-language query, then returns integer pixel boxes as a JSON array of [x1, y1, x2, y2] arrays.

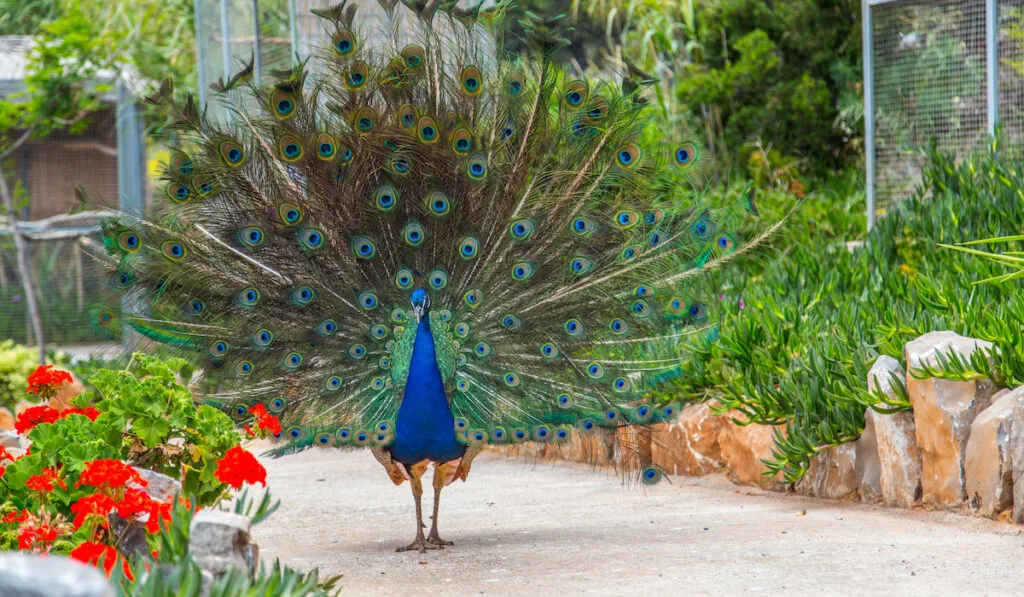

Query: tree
[[0, 1, 197, 361]]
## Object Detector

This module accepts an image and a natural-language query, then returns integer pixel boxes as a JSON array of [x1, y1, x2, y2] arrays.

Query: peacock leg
[[396, 463, 442, 553], [426, 463, 454, 546]]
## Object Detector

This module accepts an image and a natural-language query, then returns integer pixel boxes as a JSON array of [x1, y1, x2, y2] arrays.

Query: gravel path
[[255, 446, 1023, 596]]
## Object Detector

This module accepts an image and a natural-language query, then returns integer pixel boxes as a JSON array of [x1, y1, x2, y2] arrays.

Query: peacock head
[[410, 288, 430, 322]]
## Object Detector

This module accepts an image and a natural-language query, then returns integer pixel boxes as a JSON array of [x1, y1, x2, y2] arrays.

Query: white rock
[[867, 355, 922, 507], [189, 509, 258, 578], [0, 553, 113, 597], [964, 388, 1024, 517]]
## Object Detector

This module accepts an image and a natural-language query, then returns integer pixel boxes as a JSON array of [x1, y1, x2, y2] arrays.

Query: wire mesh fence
[[0, 75, 145, 356], [0, 113, 122, 348], [194, 0, 417, 118], [866, 0, 1024, 224], [0, 233, 115, 347]]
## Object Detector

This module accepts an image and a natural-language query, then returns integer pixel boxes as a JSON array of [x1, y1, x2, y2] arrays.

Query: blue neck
[[389, 314, 466, 464]]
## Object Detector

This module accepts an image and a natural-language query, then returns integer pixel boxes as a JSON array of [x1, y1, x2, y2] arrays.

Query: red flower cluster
[[17, 522, 58, 551], [61, 406, 100, 422], [14, 405, 60, 434], [214, 445, 267, 489], [70, 541, 133, 580], [25, 467, 66, 492], [14, 404, 100, 435], [69, 493, 116, 530], [70, 460, 175, 535], [2, 509, 28, 524], [77, 459, 147, 490], [249, 404, 283, 436], [25, 365, 73, 399]]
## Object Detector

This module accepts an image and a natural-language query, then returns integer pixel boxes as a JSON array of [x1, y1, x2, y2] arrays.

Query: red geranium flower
[[17, 522, 58, 551], [145, 499, 173, 534], [70, 541, 133, 580], [214, 445, 267, 489], [59, 406, 101, 422], [25, 467, 66, 492], [70, 493, 116, 529], [2, 509, 29, 524], [25, 365, 73, 399], [115, 487, 154, 519], [77, 459, 147, 490], [249, 404, 283, 436], [14, 405, 60, 434]]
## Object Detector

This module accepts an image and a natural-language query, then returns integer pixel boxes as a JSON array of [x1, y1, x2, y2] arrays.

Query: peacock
[[90, 0, 765, 553]]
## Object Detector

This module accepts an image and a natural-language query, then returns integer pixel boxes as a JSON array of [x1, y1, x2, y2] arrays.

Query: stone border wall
[[509, 330, 1024, 523]]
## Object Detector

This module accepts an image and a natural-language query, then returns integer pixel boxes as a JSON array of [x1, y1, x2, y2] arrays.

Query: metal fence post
[[290, 0, 299, 63], [116, 79, 146, 354], [194, 0, 207, 108], [252, 0, 263, 86], [863, 0, 877, 231], [219, 0, 234, 124], [986, 0, 999, 139]]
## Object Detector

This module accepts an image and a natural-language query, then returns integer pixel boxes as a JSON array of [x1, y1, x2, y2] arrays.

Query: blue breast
[[389, 315, 467, 465]]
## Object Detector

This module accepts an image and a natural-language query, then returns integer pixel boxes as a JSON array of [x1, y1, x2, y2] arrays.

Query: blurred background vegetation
[[0, 0, 865, 180], [9, 0, 1023, 486]]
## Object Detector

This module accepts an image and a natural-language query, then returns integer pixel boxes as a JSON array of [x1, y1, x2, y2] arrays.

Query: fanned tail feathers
[[95, 0, 765, 483]]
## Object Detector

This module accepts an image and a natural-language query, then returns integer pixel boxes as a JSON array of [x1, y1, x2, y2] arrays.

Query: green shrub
[[0, 340, 43, 412], [668, 143, 1024, 482], [0, 354, 240, 553]]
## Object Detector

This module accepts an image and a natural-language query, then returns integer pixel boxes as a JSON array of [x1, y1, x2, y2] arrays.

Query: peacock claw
[[426, 532, 454, 546], [396, 535, 444, 553]]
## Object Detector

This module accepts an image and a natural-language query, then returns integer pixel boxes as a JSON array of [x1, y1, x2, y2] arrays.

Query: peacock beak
[[414, 304, 424, 322]]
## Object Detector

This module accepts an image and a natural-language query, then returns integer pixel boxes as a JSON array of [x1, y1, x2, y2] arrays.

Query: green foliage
[[1, 354, 240, 551], [79, 353, 240, 506], [664, 145, 1024, 483], [0, 339, 44, 412], [122, 485, 338, 596], [572, 0, 862, 174], [0, 0, 60, 36]]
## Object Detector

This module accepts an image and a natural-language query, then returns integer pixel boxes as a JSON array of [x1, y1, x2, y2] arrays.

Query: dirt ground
[[254, 446, 1023, 596]]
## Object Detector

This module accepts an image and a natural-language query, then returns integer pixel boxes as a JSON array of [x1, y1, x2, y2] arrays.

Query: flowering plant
[[25, 364, 74, 399], [0, 355, 242, 579], [214, 446, 267, 489]]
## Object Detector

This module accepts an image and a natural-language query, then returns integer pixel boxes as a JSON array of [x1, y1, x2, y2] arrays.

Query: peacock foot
[[426, 530, 454, 546], [396, 534, 445, 553]]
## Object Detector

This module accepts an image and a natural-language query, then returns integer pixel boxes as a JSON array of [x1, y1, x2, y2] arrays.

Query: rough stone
[[108, 512, 150, 558], [189, 509, 258, 578], [0, 407, 14, 431], [717, 411, 784, 488], [0, 553, 114, 597], [132, 467, 182, 502], [796, 444, 858, 499], [964, 388, 1024, 517], [108, 467, 184, 557], [0, 428, 22, 448], [1012, 400, 1024, 524], [867, 355, 922, 507], [855, 412, 882, 502], [905, 331, 995, 506], [650, 403, 726, 477]]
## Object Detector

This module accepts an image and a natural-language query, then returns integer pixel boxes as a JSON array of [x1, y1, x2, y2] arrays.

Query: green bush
[[1, 354, 240, 553], [678, 143, 1024, 482], [0, 340, 43, 412]]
